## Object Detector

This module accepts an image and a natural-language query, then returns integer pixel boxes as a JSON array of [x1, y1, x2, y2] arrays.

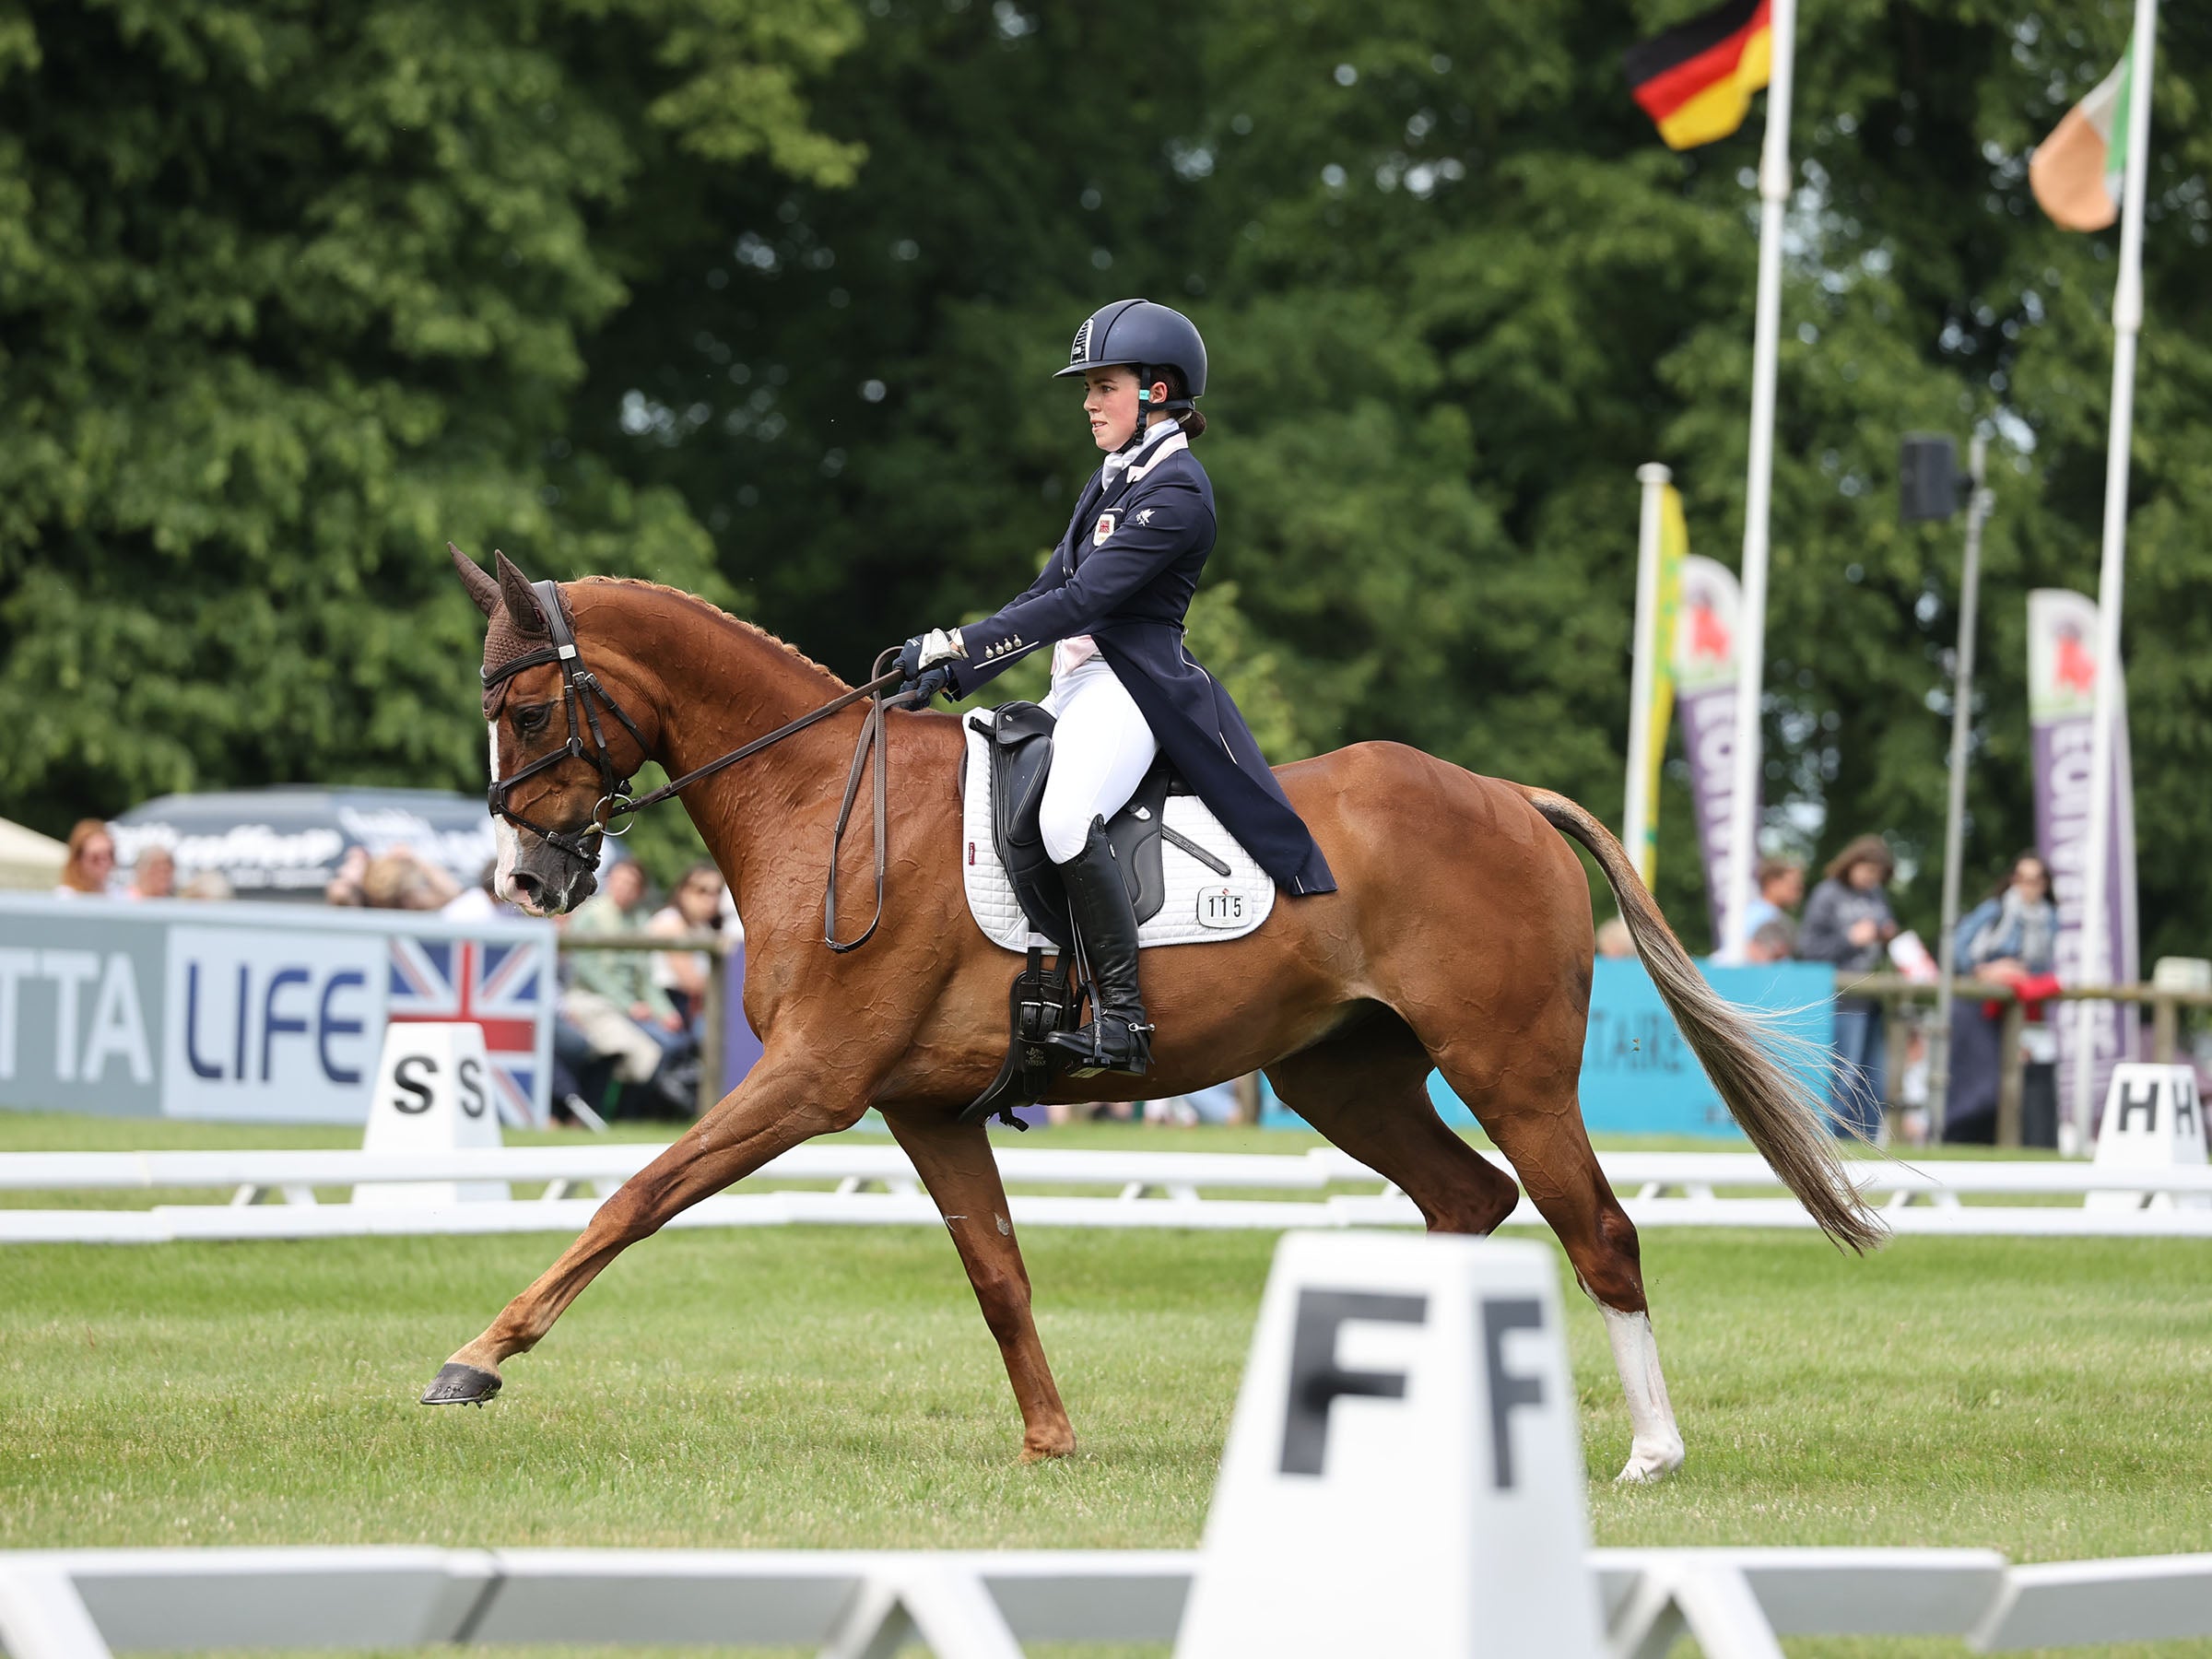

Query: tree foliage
[[7, 0, 2212, 954], [0, 0, 853, 827]]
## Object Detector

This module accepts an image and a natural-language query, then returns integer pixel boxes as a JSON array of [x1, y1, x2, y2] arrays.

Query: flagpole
[[2069, 0, 2159, 1155], [1931, 437, 1991, 1139], [1625, 465, 1673, 887], [1723, 0, 1795, 956]]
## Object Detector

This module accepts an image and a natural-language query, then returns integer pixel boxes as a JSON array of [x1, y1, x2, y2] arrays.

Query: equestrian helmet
[[1055, 299, 1207, 398]]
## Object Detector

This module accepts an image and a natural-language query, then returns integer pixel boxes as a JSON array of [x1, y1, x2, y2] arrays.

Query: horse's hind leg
[[1264, 1011, 1521, 1236], [1429, 1037, 1686, 1484], [883, 1113, 1076, 1461]]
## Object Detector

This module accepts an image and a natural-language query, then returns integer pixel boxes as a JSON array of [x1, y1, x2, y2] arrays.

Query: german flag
[[1624, 0, 1773, 151]]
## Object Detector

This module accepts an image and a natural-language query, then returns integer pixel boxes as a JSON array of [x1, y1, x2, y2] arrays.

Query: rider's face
[[1083, 367, 1167, 452]]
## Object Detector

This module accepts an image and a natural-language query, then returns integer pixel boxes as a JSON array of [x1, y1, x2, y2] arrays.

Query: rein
[[482, 582, 908, 950]]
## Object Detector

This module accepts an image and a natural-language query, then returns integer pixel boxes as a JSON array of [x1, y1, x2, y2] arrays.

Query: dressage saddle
[[971, 702, 1227, 949], [957, 702, 1230, 1130]]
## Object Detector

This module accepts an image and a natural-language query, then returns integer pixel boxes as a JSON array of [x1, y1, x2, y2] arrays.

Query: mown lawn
[[4, 1110, 2207, 1655]]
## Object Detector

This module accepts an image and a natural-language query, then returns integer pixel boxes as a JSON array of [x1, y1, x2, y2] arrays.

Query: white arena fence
[[2, 1545, 2209, 1657], [5, 1144, 2212, 1243]]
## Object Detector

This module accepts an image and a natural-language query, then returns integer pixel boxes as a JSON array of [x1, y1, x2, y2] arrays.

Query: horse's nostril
[[511, 871, 543, 904]]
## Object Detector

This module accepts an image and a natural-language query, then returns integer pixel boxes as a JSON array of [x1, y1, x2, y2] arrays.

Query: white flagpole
[[1625, 464, 1673, 886], [1723, 0, 1795, 955], [2070, 0, 2159, 1154]]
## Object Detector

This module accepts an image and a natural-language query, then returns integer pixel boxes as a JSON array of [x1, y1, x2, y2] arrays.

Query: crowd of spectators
[[1591, 833, 2063, 1147], [53, 815, 735, 1131]]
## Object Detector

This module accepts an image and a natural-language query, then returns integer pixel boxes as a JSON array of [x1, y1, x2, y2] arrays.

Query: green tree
[[0, 0, 856, 862]]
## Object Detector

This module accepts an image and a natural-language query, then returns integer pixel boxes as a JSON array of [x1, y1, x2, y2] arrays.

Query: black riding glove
[[896, 634, 928, 683], [908, 665, 954, 704], [896, 629, 963, 698]]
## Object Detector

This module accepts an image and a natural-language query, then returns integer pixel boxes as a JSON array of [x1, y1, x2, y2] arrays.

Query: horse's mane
[[571, 576, 848, 690]]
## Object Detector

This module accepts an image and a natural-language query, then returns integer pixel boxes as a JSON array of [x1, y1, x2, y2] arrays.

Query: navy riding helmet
[[1055, 300, 1207, 423]]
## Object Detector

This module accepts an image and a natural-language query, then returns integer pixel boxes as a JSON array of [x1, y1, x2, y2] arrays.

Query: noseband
[[481, 579, 910, 948], [482, 580, 652, 864]]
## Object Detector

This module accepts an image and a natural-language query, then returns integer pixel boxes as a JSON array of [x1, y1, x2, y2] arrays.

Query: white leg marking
[[488, 724, 524, 903], [1600, 1304, 1686, 1484]]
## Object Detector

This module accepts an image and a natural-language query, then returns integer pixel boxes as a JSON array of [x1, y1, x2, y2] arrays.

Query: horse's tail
[[1516, 785, 1887, 1253]]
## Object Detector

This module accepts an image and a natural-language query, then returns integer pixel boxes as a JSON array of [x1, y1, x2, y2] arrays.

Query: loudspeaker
[[1900, 434, 1960, 523]]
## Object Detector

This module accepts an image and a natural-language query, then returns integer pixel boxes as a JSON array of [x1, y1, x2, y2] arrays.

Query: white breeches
[[1038, 653, 1159, 865]]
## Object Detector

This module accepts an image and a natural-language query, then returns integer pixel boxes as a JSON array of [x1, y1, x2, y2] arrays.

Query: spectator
[[180, 870, 235, 901], [648, 862, 726, 1027], [361, 850, 459, 911], [1745, 917, 1797, 965], [1594, 916, 1635, 959], [55, 819, 116, 897], [563, 859, 695, 1113], [1944, 853, 2063, 1147], [1738, 856, 1806, 940], [1796, 834, 1900, 1141], [1957, 853, 2058, 982], [125, 845, 175, 900], [325, 845, 371, 906]]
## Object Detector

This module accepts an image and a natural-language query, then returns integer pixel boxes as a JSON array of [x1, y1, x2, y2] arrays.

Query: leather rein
[[482, 579, 908, 952]]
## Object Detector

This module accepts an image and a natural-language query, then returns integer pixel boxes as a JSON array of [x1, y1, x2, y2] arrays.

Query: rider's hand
[[907, 665, 953, 705], [898, 628, 964, 677]]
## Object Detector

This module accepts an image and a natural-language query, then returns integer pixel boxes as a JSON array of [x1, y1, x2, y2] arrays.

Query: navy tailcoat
[[947, 432, 1337, 896]]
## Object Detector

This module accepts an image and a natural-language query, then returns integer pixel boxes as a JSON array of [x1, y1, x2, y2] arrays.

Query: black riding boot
[[1045, 817, 1152, 1077]]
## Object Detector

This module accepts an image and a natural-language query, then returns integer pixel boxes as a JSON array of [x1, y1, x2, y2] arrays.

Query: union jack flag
[[387, 936, 549, 1124]]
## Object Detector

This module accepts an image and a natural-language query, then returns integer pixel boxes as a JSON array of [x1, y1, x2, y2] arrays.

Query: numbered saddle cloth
[[959, 705, 1275, 952]]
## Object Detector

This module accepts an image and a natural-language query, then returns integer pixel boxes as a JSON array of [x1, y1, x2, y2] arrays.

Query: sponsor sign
[[0, 896, 552, 1124], [2029, 589, 2139, 1121], [1672, 555, 1759, 949], [1259, 959, 1834, 1138]]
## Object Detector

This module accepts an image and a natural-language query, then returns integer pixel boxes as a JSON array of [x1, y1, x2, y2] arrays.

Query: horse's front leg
[[421, 1042, 871, 1403], [884, 1113, 1077, 1461]]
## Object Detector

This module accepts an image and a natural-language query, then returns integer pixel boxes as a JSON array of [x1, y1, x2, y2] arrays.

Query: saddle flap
[[959, 713, 1276, 954]]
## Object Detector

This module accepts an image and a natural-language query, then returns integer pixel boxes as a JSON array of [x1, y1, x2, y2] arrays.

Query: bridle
[[481, 579, 907, 950], [482, 581, 654, 864]]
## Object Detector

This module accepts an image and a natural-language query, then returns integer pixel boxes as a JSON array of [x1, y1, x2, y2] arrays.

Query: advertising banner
[[2028, 588, 2139, 1121], [0, 897, 553, 1124], [1263, 959, 1834, 1139], [110, 787, 498, 902], [1672, 555, 1758, 949]]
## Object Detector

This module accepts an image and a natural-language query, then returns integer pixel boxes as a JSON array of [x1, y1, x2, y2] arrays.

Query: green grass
[[4, 1112, 2208, 1656]]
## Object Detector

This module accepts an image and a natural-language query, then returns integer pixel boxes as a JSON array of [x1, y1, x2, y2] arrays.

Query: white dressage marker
[[2087, 1063, 2208, 1211], [353, 1023, 507, 1206], [1175, 1231, 1602, 1659]]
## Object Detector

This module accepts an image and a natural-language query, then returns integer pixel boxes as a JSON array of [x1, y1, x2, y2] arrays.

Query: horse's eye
[[513, 702, 553, 735]]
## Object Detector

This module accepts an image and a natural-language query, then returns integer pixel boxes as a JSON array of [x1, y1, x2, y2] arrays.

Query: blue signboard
[[1264, 959, 1835, 1139]]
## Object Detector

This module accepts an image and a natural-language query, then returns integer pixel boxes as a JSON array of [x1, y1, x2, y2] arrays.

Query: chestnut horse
[[429, 548, 1880, 1482]]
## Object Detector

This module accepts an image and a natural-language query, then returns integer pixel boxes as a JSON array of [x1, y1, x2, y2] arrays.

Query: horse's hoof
[[1614, 1438, 1685, 1484], [1019, 1431, 1077, 1463], [420, 1361, 502, 1406]]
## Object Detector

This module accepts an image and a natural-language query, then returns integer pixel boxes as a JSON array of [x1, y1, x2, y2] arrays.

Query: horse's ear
[[449, 543, 501, 618], [494, 549, 548, 636]]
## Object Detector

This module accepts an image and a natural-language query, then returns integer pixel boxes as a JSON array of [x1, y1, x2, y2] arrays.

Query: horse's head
[[453, 544, 647, 916]]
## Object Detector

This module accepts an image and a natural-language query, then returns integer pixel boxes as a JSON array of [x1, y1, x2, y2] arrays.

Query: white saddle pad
[[960, 711, 1276, 953]]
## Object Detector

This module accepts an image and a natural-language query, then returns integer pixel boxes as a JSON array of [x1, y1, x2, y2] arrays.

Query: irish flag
[[1624, 0, 1773, 151], [2030, 49, 2136, 231]]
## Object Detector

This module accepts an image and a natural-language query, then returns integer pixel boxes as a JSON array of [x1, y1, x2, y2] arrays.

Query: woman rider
[[894, 299, 1336, 1077]]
